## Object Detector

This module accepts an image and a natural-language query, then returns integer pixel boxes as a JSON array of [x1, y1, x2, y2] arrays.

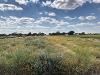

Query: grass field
[[0, 35, 100, 75]]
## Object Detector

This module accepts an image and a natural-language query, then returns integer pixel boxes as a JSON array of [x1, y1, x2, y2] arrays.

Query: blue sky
[[0, 0, 100, 34]]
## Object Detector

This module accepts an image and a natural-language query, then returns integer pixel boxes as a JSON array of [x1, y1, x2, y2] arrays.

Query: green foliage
[[68, 31, 75, 35]]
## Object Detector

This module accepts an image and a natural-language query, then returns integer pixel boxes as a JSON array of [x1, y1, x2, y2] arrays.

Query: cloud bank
[[0, 0, 99, 11], [78, 16, 96, 21], [0, 0, 99, 33], [15, 0, 100, 10], [0, 3, 23, 11]]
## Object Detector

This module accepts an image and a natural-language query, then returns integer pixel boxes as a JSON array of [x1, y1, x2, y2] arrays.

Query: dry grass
[[0, 35, 100, 75]]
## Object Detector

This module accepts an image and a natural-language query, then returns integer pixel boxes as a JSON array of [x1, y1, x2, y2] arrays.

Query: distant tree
[[49, 33, 52, 36], [27, 32, 32, 36], [0, 34, 7, 36], [38, 32, 45, 36], [68, 31, 75, 35], [33, 33, 38, 36], [9, 32, 23, 37], [49, 31, 66, 36], [10, 32, 17, 36], [80, 32, 85, 35], [62, 32, 66, 35], [17, 33, 23, 37], [56, 31, 60, 35]]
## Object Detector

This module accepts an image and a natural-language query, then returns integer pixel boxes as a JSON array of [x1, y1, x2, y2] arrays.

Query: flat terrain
[[0, 35, 100, 75]]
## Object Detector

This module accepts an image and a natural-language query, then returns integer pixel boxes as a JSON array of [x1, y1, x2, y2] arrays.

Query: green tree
[[68, 31, 75, 35]]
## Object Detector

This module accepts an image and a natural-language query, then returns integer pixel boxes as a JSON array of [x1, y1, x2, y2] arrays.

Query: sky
[[0, 0, 100, 34]]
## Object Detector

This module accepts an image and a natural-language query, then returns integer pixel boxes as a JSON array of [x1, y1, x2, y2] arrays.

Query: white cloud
[[42, 1, 52, 6], [14, 0, 100, 10], [0, 16, 35, 29], [97, 22, 100, 24], [50, 0, 86, 10], [68, 22, 95, 27], [0, 16, 99, 34], [48, 12, 56, 16], [0, 16, 70, 33], [10, 0, 98, 11], [34, 17, 69, 27], [64, 16, 76, 20], [93, 0, 100, 3], [0, 3, 23, 11], [39, 12, 43, 15], [41, 12, 56, 16], [86, 16, 96, 20], [15, 0, 83, 10], [78, 16, 96, 21], [15, 0, 29, 5], [15, 0, 39, 4], [78, 16, 85, 21]]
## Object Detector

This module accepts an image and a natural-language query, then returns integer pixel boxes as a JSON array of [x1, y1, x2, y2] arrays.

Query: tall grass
[[0, 36, 99, 75]]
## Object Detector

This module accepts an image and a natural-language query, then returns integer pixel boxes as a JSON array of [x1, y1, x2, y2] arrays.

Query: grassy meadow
[[0, 35, 100, 75]]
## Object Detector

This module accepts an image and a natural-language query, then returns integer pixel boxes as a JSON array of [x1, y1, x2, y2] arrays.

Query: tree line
[[0, 31, 99, 37]]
